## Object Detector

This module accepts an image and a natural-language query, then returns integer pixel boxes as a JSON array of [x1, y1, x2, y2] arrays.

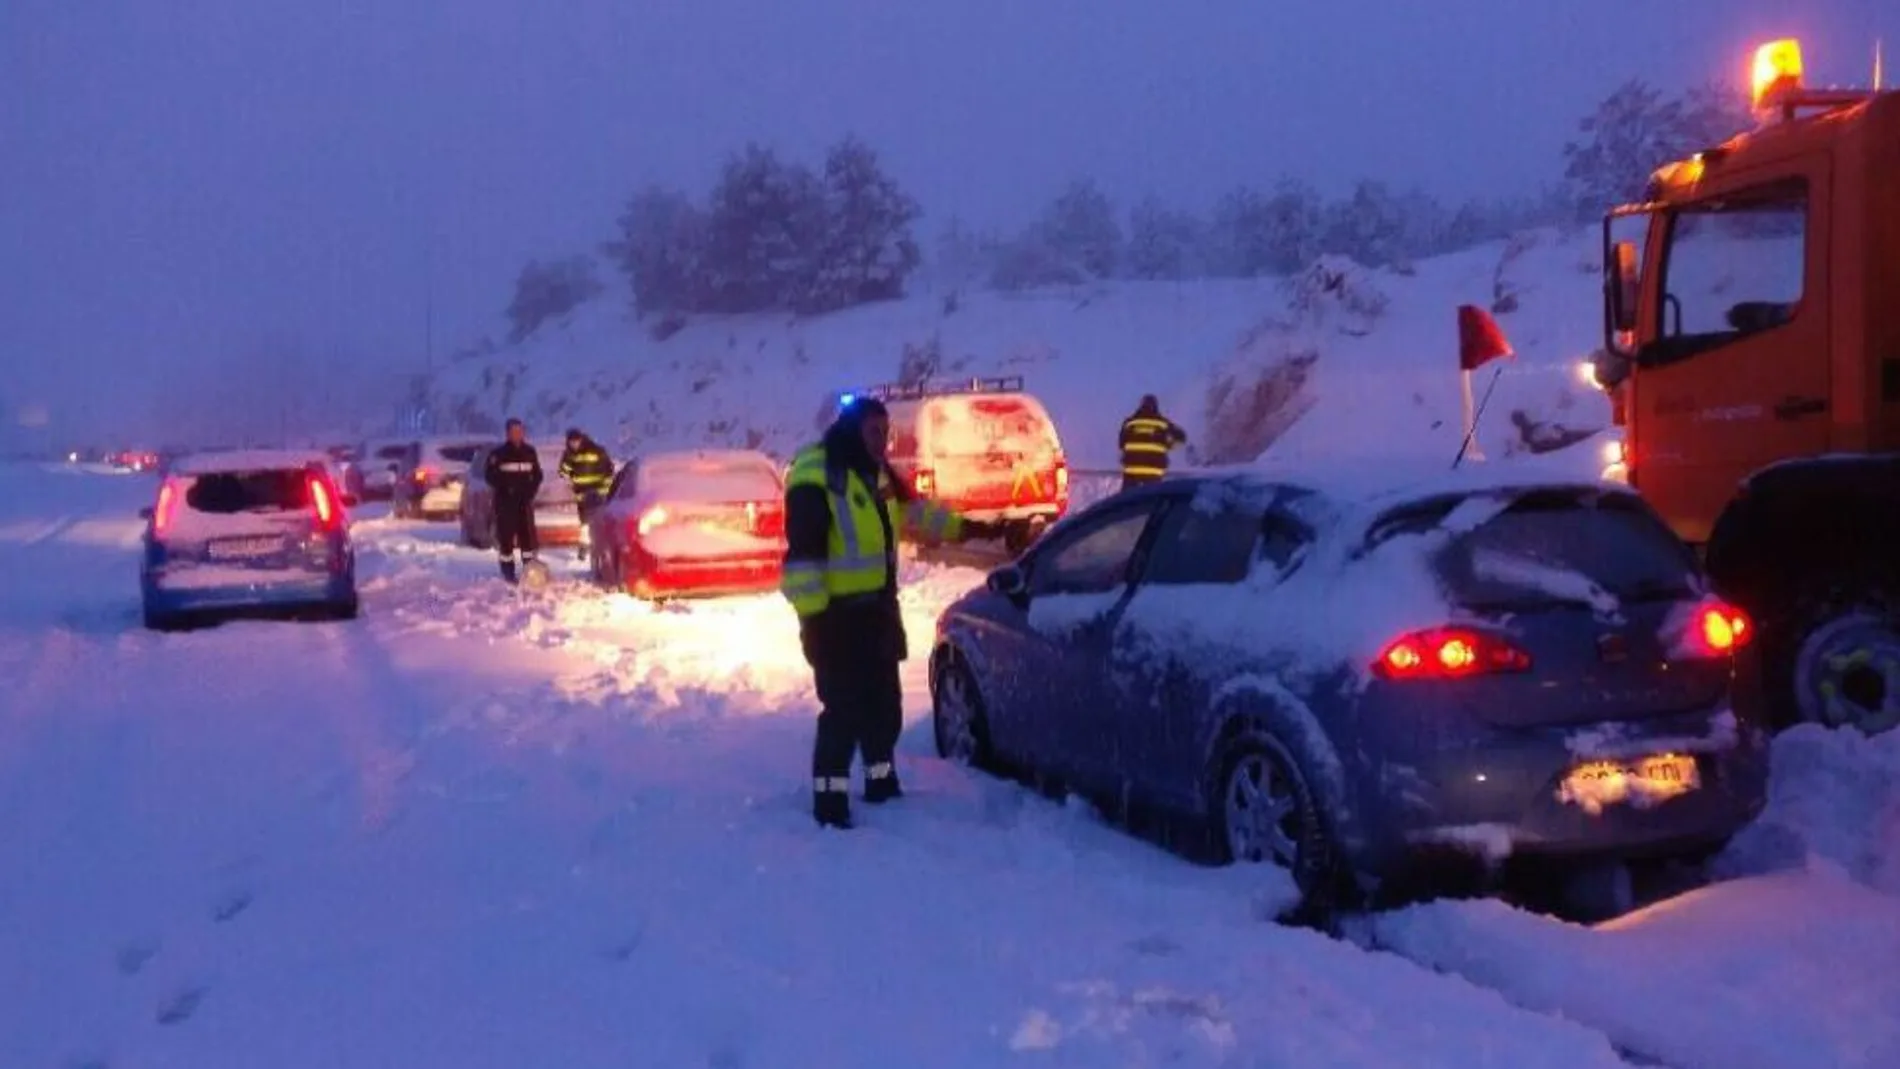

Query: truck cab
[[1596, 39, 1900, 733]]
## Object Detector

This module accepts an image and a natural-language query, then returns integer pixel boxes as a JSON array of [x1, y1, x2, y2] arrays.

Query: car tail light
[[754, 502, 785, 538], [309, 473, 342, 531], [1054, 459, 1069, 498], [913, 469, 935, 496], [1684, 599, 1750, 657], [153, 479, 181, 537], [638, 504, 669, 536], [1372, 627, 1531, 680], [414, 466, 436, 484]]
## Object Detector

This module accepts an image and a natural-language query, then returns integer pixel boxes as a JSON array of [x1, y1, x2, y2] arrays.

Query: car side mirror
[[987, 564, 1027, 599], [1608, 239, 1641, 336], [138, 507, 153, 519]]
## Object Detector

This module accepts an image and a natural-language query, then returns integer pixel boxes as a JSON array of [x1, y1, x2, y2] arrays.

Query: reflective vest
[[559, 447, 611, 489], [780, 442, 962, 619], [1119, 414, 1182, 481]]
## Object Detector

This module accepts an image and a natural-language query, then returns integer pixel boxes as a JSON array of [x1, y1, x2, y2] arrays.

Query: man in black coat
[[483, 418, 544, 583], [1118, 394, 1188, 491]]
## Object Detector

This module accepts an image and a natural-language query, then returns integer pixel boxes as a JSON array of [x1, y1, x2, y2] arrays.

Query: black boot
[[863, 761, 903, 804], [499, 558, 518, 584], [813, 777, 853, 829]]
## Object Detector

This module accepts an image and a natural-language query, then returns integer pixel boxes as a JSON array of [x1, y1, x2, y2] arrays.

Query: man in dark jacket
[[558, 428, 614, 558], [1118, 394, 1188, 490], [483, 418, 544, 583], [781, 398, 995, 829]]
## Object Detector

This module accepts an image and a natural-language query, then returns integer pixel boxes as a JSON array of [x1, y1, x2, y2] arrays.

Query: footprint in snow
[[211, 889, 253, 923], [155, 986, 206, 1026], [115, 941, 158, 975]]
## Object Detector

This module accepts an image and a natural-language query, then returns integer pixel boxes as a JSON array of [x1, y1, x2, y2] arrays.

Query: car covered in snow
[[857, 376, 1069, 552], [586, 449, 786, 599], [391, 436, 492, 520], [459, 442, 585, 549], [139, 450, 359, 630], [929, 463, 1770, 912], [347, 437, 416, 501]]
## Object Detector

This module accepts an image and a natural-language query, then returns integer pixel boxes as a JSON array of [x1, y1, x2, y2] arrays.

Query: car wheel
[[931, 652, 995, 769], [1783, 596, 1900, 735], [1210, 733, 1344, 912]]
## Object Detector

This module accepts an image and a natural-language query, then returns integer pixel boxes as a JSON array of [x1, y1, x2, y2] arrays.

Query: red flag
[[1458, 305, 1514, 371]]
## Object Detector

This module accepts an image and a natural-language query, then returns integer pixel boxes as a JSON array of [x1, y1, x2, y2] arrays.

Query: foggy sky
[[5, 0, 1895, 444]]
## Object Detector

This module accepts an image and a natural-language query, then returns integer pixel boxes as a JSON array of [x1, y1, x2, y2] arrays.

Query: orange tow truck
[[1593, 38, 1900, 734]]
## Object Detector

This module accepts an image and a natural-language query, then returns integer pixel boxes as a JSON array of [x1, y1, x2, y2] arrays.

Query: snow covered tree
[[1123, 195, 1205, 280], [987, 229, 1088, 291], [505, 255, 603, 343], [1039, 179, 1122, 279], [1322, 180, 1408, 267], [604, 186, 709, 317], [1562, 80, 1752, 220], [798, 136, 922, 314], [701, 144, 827, 313], [1206, 180, 1323, 277]]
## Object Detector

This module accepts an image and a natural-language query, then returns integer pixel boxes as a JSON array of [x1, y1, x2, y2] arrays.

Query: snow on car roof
[[637, 449, 781, 502], [168, 449, 328, 476], [1193, 456, 1618, 515]]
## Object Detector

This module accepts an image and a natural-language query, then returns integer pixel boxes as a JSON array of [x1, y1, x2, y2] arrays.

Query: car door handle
[[1773, 395, 1827, 420]]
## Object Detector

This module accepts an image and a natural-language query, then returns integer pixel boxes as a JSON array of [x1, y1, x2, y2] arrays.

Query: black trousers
[[495, 497, 539, 558], [808, 639, 903, 788], [1121, 471, 1164, 492]]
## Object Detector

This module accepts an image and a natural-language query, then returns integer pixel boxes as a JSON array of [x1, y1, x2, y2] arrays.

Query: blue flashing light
[[838, 392, 857, 407]]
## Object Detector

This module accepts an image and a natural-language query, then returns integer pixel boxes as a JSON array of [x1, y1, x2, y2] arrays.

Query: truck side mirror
[[1608, 240, 1641, 335]]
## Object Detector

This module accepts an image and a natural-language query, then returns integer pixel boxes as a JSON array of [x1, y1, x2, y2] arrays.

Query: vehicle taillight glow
[[1688, 600, 1751, 656], [309, 474, 341, 530], [1372, 627, 1531, 680], [1055, 460, 1069, 497], [914, 469, 935, 496], [638, 504, 669, 536], [414, 466, 436, 484], [153, 479, 181, 537]]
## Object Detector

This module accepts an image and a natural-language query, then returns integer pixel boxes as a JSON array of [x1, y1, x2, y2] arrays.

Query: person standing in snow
[[780, 397, 997, 829], [558, 427, 614, 558], [484, 418, 544, 583], [1118, 394, 1188, 491]]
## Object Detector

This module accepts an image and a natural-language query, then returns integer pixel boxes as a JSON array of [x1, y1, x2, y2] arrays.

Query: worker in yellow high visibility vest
[[781, 397, 998, 829], [1118, 394, 1188, 490]]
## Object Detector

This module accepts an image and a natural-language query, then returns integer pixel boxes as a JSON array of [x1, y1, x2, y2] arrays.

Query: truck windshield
[[1659, 178, 1806, 343]]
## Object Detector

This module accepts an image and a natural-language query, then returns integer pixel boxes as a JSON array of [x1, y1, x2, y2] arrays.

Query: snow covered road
[[2, 462, 1895, 1068]]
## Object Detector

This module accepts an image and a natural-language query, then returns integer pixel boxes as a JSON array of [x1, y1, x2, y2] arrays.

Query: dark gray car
[[929, 465, 1769, 911]]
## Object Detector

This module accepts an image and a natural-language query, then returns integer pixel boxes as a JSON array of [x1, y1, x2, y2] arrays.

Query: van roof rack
[[858, 375, 1024, 402]]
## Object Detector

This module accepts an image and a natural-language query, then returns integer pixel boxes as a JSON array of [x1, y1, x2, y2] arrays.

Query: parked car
[[586, 449, 786, 599], [392, 436, 491, 520], [139, 450, 358, 630], [349, 437, 417, 501], [929, 464, 1769, 913], [850, 375, 1069, 552], [459, 442, 584, 549]]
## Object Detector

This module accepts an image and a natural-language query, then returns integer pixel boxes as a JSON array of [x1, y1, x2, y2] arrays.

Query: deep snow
[[2, 463, 1670, 1068]]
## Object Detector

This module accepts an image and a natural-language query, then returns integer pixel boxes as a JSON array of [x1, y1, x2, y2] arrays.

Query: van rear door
[[923, 394, 1064, 511]]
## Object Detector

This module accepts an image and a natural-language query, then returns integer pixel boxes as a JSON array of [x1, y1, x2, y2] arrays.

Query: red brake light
[[914, 469, 935, 496], [638, 504, 669, 536], [309, 474, 341, 530], [153, 479, 181, 537], [1688, 600, 1750, 656], [1055, 459, 1069, 498], [1373, 627, 1531, 680], [414, 466, 435, 484]]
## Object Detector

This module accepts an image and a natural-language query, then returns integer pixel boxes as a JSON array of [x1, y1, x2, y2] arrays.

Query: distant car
[[929, 465, 1769, 913], [139, 450, 359, 630], [349, 437, 417, 501], [853, 376, 1070, 553], [586, 449, 786, 599], [392, 436, 491, 520], [459, 442, 585, 549]]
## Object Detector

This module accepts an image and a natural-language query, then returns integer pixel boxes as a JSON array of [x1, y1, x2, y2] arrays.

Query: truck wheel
[[1779, 593, 1900, 735]]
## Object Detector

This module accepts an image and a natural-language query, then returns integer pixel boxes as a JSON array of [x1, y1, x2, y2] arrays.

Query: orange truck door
[[1632, 165, 1832, 543]]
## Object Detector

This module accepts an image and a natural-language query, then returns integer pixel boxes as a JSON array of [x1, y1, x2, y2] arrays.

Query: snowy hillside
[[431, 228, 1616, 475]]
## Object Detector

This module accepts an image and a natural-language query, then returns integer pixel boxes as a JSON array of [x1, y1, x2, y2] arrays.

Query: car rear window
[[376, 445, 409, 460], [642, 456, 781, 502], [436, 444, 483, 462], [923, 395, 1059, 458], [184, 470, 310, 514], [1371, 489, 1698, 608]]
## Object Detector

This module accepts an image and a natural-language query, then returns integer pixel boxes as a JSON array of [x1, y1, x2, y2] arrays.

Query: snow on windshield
[[639, 453, 781, 504]]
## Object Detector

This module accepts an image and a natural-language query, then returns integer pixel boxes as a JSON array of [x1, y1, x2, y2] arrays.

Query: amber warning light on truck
[[1751, 39, 1804, 110]]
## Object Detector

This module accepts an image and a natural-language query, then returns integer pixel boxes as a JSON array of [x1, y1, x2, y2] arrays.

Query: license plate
[[207, 536, 282, 559], [1557, 753, 1700, 815]]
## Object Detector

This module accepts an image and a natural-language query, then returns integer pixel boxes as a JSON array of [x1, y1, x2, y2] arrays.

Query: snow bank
[[1716, 724, 1900, 894]]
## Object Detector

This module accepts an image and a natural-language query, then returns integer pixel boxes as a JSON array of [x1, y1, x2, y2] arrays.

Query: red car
[[586, 449, 786, 599]]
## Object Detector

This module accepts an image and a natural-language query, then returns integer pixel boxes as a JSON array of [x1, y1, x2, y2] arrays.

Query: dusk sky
[[5, 0, 1895, 442]]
